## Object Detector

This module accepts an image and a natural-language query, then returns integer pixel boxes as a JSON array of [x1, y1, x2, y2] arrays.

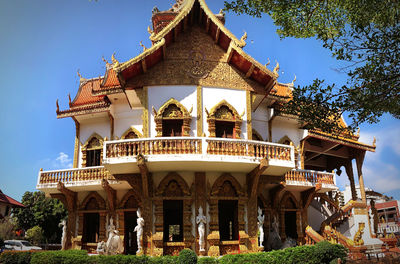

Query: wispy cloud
[[38, 152, 73, 170], [358, 127, 400, 194]]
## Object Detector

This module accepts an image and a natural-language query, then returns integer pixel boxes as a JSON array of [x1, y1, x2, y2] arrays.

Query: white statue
[[106, 230, 123, 255], [196, 206, 207, 252], [59, 219, 67, 250], [107, 216, 116, 238], [96, 241, 106, 255], [134, 208, 144, 254], [257, 207, 265, 248]]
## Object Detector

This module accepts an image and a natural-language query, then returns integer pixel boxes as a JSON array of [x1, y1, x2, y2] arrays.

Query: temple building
[[37, 0, 381, 256]]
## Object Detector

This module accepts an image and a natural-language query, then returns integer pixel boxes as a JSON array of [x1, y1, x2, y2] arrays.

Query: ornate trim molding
[[79, 191, 106, 210]]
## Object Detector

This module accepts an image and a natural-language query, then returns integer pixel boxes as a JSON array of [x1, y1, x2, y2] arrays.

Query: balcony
[[284, 169, 337, 192], [36, 166, 130, 193], [103, 137, 295, 175]]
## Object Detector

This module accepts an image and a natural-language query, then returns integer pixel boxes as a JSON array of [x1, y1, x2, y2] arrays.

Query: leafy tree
[[0, 217, 16, 240], [12, 191, 67, 243], [25, 226, 44, 246], [224, 0, 400, 131]]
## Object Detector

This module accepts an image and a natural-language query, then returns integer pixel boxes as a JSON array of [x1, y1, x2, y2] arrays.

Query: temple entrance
[[218, 200, 238, 240], [82, 213, 99, 243], [163, 200, 183, 242], [284, 211, 298, 239], [124, 211, 138, 255]]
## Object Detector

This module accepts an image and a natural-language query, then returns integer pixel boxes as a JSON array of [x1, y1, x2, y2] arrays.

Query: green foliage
[[0, 251, 33, 264], [25, 226, 44, 246], [197, 257, 218, 264], [149, 255, 178, 264], [225, 0, 400, 129], [177, 249, 197, 264], [0, 217, 16, 240], [95, 255, 150, 264], [12, 191, 67, 243], [30, 250, 90, 264], [219, 242, 347, 264]]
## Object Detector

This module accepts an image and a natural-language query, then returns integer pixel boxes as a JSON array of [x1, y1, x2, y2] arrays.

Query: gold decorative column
[[246, 90, 252, 140], [197, 86, 203, 137], [207, 199, 220, 257], [141, 87, 149, 137], [72, 118, 80, 168], [152, 199, 163, 256]]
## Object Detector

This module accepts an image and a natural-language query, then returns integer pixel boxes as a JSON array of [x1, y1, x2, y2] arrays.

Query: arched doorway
[[280, 192, 300, 241], [119, 191, 140, 255]]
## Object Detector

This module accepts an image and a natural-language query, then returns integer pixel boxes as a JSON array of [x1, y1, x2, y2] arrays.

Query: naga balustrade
[[285, 169, 335, 185], [104, 137, 293, 161], [106, 137, 202, 157], [38, 166, 113, 184]]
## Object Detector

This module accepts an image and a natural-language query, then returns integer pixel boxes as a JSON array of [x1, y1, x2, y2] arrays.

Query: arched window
[[153, 98, 192, 137], [206, 100, 242, 139], [121, 127, 143, 140], [82, 134, 103, 167]]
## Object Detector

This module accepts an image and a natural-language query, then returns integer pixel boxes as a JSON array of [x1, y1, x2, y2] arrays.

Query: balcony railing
[[285, 169, 335, 185], [38, 166, 113, 185], [206, 138, 291, 160], [104, 137, 293, 161], [106, 137, 202, 157]]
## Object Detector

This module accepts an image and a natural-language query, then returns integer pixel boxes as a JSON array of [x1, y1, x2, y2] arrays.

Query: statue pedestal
[[258, 246, 264, 252], [199, 249, 206, 256]]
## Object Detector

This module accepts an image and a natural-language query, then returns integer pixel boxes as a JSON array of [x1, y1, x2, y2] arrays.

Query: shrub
[[95, 254, 150, 264], [0, 250, 33, 264], [149, 255, 178, 264], [0, 217, 16, 241], [30, 250, 91, 264], [219, 242, 347, 264], [25, 226, 44, 246], [177, 249, 197, 264], [198, 257, 218, 264]]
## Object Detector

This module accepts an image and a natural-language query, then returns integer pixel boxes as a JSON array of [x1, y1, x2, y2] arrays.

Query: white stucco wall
[[112, 100, 143, 138], [148, 86, 197, 138], [252, 104, 270, 140], [271, 117, 306, 147], [202, 87, 247, 138]]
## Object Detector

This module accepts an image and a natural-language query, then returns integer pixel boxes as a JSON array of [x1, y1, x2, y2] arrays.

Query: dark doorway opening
[[162, 120, 183, 137], [284, 211, 298, 239], [215, 121, 234, 138], [82, 213, 100, 243], [124, 211, 138, 254], [218, 200, 238, 240], [163, 200, 183, 242]]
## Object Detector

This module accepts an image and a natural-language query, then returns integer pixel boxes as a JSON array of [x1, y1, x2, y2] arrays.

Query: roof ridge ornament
[[140, 41, 147, 52], [102, 56, 111, 68], [147, 26, 154, 36], [290, 74, 296, 86], [68, 93, 72, 107], [273, 61, 280, 77], [56, 99, 60, 113], [111, 53, 119, 66], [265, 58, 270, 68], [77, 69, 86, 82], [238, 31, 247, 48], [218, 9, 225, 17]]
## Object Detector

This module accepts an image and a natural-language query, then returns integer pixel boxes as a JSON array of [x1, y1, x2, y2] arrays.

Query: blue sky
[[0, 0, 399, 201]]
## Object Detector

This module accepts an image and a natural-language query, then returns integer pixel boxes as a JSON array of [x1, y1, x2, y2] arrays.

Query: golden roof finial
[[219, 9, 225, 16], [273, 61, 280, 76], [265, 58, 270, 68], [102, 55, 110, 67], [140, 41, 147, 52], [357, 128, 360, 136], [111, 52, 119, 66], [77, 69, 85, 81], [68, 93, 72, 107], [238, 31, 247, 47], [290, 74, 297, 85], [56, 99, 60, 112], [147, 26, 154, 36], [373, 136, 376, 147]]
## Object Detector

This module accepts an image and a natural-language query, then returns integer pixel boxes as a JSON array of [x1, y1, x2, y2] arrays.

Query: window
[[218, 200, 238, 240], [162, 119, 183, 137], [216, 121, 234, 138], [154, 99, 192, 137], [82, 197, 100, 243], [163, 200, 183, 242], [84, 137, 102, 167], [207, 100, 242, 139]]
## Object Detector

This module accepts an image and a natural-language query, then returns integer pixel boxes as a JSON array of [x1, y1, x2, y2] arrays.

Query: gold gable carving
[[126, 27, 265, 94], [154, 98, 192, 137], [207, 100, 242, 138]]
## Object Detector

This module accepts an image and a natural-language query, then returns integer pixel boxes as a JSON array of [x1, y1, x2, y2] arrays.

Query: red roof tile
[[70, 78, 105, 107], [0, 190, 24, 207]]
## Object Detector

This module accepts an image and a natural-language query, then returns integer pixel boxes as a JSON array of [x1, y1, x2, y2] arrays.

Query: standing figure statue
[[196, 206, 207, 252], [59, 219, 67, 250], [257, 207, 265, 248], [107, 216, 116, 238], [266, 215, 282, 251], [134, 208, 145, 254], [106, 230, 123, 255]]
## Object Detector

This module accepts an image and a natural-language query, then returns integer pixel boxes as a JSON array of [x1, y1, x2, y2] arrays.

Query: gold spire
[[265, 58, 270, 68], [77, 69, 86, 81], [140, 41, 147, 52], [56, 99, 60, 112]]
